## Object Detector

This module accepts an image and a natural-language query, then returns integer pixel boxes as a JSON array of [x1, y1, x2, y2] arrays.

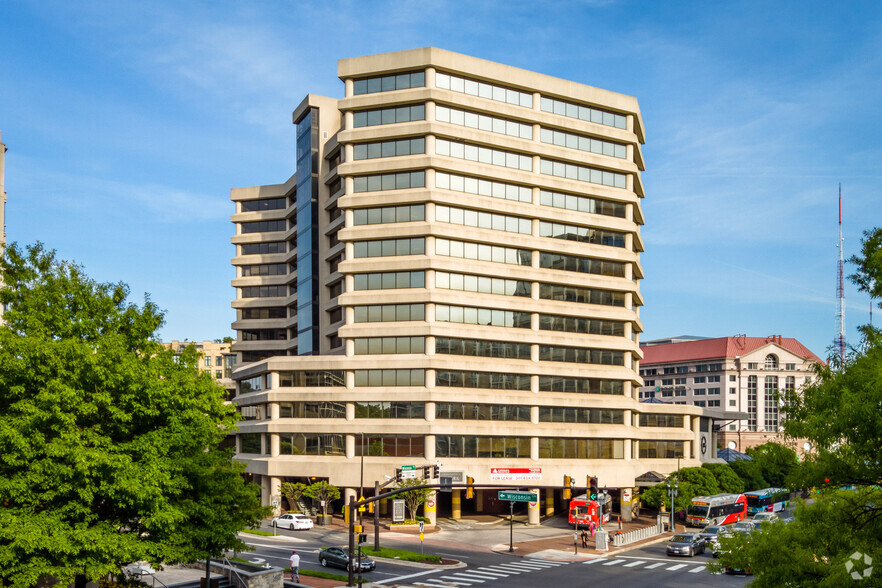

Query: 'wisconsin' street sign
[[498, 491, 538, 502]]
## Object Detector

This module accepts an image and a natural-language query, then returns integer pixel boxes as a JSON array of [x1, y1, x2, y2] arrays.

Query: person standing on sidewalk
[[289, 550, 300, 583]]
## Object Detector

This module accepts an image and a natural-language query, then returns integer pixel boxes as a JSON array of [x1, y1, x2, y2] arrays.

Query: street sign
[[440, 476, 453, 492], [392, 499, 405, 522], [498, 491, 538, 502], [419, 521, 424, 533], [400, 465, 418, 479]]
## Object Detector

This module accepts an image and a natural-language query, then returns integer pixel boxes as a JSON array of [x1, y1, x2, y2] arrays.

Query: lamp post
[[666, 475, 678, 532]]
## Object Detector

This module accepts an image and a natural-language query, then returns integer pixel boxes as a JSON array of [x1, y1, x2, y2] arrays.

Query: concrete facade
[[228, 48, 729, 517], [162, 340, 237, 396]]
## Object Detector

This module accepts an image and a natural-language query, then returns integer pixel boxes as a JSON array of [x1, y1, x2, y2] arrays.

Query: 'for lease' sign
[[490, 467, 542, 481]]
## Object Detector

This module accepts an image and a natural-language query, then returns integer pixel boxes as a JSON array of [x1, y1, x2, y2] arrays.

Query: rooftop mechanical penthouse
[[229, 48, 733, 523]]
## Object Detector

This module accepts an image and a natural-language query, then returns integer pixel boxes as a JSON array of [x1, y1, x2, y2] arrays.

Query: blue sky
[[1, 0, 879, 357]]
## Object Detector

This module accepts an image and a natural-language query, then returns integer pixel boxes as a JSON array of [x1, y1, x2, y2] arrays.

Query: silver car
[[666, 533, 706, 557], [697, 525, 730, 554]]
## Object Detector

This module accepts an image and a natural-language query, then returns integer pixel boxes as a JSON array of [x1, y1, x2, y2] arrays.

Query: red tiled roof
[[641, 336, 824, 365]]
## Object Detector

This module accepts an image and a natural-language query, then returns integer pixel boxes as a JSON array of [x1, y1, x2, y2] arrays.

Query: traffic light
[[466, 476, 475, 499], [433, 465, 440, 479], [358, 533, 367, 544], [368, 501, 374, 514], [588, 476, 599, 500], [563, 475, 572, 500]]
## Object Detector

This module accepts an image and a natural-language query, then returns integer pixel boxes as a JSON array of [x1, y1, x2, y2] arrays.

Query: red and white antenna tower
[[835, 184, 846, 364]]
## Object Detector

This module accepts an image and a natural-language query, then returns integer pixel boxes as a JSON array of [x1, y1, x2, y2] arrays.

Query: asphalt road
[[239, 520, 756, 587]]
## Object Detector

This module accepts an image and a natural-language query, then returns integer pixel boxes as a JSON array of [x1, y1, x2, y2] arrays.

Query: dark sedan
[[318, 546, 376, 572], [666, 533, 706, 557]]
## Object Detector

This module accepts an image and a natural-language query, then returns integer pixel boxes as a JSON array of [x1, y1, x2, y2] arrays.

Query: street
[[237, 517, 754, 588]]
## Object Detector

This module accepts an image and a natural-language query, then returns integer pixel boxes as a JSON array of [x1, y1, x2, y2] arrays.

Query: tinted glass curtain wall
[[296, 109, 320, 354]]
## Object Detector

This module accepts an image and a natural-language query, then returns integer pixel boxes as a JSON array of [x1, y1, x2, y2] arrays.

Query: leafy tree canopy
[[0, 243, 267, 588], [714, 228, 882, 585], [729, 457, 768, 491], [745, 442, 799, 489], [396, 478, 432, 521], [701, 463, 745, 493], [302, 481, 340, 518]]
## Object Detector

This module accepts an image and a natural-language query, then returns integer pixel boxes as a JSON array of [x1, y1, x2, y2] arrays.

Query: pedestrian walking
[[589, 520, 596, 538], [289, 550, 300, 583], [580, 529, 589, 547]]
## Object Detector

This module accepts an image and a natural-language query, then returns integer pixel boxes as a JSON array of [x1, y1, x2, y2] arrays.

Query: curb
[[369, 555, 467, 570]]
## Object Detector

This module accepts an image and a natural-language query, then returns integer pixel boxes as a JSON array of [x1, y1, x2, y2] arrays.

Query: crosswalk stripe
[[644, 562, 665, 569], [437, 579, 475, 586], [451, 571, 503, 580], [666, 564, 688, 571], [497, 563, 550, 570], [689, 566, 705, 573], [481, 566, 519, 575], [474, 568, 512, 577], [602, 559, 626, 566], [583, 558, 605, 564], [623, 560, 646, 567], [414, 583, 457, 588], [442, 575, 485, 584]]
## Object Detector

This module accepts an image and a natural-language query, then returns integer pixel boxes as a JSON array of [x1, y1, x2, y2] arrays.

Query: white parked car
[[272, 513, 314, 530], [752, 511, 778, 522]]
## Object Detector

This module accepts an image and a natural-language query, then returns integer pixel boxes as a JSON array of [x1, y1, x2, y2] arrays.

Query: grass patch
[[361, 546, 442, 563], [239, 529, 276, 536]]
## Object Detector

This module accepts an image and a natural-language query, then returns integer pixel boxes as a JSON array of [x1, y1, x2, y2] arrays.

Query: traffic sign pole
[[509, 500, 515, 553]]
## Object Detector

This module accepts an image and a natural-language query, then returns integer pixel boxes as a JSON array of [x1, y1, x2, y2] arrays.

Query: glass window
[[353, 71, 425, 95], [539, 157, 626, 189], [436, 72, 531, 107], [540, 127, 627, 159], [539, 252, 626, 278], [353, 104, 425, 127], [538, 315, 625, 336], [436, 138, 533, 173]]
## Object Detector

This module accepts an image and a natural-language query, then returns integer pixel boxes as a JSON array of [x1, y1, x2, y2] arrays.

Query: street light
[[665, 475, 678, 532]]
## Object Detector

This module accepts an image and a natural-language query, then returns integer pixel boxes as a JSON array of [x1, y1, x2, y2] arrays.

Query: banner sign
[[490, 467, 541, 481]]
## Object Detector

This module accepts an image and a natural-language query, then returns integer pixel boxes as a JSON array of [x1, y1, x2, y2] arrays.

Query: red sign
[[490, 468, 542, 481], [427, 499, 435, 508]]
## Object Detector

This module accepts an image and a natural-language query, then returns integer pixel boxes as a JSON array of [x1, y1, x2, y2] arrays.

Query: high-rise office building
[[229, 48, 720, 522]]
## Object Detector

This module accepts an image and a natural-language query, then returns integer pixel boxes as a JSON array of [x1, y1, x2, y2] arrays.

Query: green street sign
[[401, 465, 417, 470], [498, 491, 538, 502]]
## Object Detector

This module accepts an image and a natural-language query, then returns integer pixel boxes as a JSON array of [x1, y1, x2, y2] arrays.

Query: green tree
[[729, 457, 768, 491], [746, 442, 798, 488], [397, 478, 432, 521], [302, 481, 340, 519], [0, 243, 267, 588], [638, 467, 723, 514], [280, 482, 308, 512], [712, 228, 882, 585], [701, 463, 745, 493]]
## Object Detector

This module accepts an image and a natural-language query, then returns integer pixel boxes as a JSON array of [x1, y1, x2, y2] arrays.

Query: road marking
[[372, 569, 443, 585], [666, 563, 688, 571], [450, 571, 503, 580], [480, 566, 518, 574], [583, 558, 606, 564], [644, 562, 665, 569], [618, 555, 679, 562], [496, 562, 550, 569], [623, 560, 646, 567], [438, 576, 480, 585], [482, 566, 520, 573], [473, 568, 512, 577], [603, 559, 626, 566], [689, 566, 706, 573]]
